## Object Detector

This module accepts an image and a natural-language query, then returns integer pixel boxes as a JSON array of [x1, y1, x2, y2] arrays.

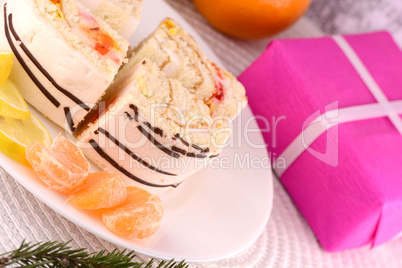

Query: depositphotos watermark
[[66, 100, 340, 174]]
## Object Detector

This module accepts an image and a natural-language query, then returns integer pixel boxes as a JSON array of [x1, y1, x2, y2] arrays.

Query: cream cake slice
[[76, 59, 228, 194], [79, 0, 143, 40], [124, 18, 248, 120], [0, 0, 129, 132]]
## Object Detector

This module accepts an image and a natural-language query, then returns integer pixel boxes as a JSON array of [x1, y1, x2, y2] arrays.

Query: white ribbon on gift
[[273, 35, 402, 177]]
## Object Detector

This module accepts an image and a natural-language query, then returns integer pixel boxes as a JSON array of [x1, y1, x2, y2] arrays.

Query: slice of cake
[[79, 0, 143, 39], [76, 59, 228, 194], [123, 18, 248, 120], [0, 0, 129, 132]]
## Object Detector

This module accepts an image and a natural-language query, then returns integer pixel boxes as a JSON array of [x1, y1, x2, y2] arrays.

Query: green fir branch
[[0, 240, 189, 268]]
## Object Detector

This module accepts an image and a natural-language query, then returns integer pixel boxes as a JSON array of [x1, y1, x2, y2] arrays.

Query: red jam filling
[[94, 31, 115, 56], [49, 1, 118, 59], [211, 62, 224, 80], [213, 81, 225, 101], [210, 62, 225, 102], [79, 12, 118, 57]]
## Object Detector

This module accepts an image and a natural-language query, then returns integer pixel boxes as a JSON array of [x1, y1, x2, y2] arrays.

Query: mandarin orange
[[193, 0, 311, 39], [102, 186, 164, 239], [67, 172, 127, 210], [26, 135, 90, 194]]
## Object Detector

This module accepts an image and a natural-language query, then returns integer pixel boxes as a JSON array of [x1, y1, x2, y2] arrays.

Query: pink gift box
[[238, 31, 402, 252]]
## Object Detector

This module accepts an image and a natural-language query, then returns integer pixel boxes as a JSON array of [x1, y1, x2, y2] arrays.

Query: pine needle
[[0, 240, 190, 268]]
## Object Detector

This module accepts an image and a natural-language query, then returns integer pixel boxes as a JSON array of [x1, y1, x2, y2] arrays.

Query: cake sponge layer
[[80, 59, 227, 149], [35, 0, 129, 78], [77, 59, 228, 194], [80, 0, 143, 39], [0, 0, 129, 132], [124, 18, 248, 120]]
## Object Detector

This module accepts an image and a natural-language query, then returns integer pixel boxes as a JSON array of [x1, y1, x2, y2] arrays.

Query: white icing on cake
[[79, 0, 143, 40], [0, 0, 129, 131], [77, 60, 227, 194], [128, 18, 248, 120]]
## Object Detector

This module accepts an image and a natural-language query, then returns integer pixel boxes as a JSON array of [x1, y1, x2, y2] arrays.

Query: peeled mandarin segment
[[102, 186, 164, 239], [26, 135, 90, 194], [0, 50, 13, 85], [67, 172, 127, 210], [0, 113, 52, 166]]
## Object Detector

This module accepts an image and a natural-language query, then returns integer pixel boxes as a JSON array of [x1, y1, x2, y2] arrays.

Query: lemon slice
[[0, 50, 13, 85], [0, 80, 30, 119], [0, 113, 52, 166]]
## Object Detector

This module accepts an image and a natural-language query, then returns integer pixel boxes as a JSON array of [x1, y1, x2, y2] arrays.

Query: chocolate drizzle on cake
[[4, 5, 91, 111], [124, 111, 133, 120], [97, 127, 177, 176], [174, 133, 189, 147], [144, 121, 164, 138], [125, 104, 217, 159], [128, 105, 164, 139], [173, 133, 212, 158], [89, 139, 180, 188], [191, 143, 210, 153], [3, 4, 60, 107], [186, 152, 207, 158], [125, 105, 183, 158], [129, 104, 139, 122], [63, 107, 76, 132], [137, 125, 181, 158], [171, 146, 187, 155]]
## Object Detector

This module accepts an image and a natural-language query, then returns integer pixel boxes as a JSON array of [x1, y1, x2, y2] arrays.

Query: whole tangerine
[[193, 0, 311, 39]]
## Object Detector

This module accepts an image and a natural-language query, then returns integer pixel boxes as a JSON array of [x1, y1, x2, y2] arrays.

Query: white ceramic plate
[[0, 0, 273, 262]]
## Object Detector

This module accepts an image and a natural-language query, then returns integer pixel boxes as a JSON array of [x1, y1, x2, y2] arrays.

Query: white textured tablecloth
[[1, 0, 402, 267]]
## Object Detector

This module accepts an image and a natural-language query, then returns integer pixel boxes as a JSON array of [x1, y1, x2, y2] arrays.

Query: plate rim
[[0, 105, 273, 262], [0, 0, 273, 261]]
